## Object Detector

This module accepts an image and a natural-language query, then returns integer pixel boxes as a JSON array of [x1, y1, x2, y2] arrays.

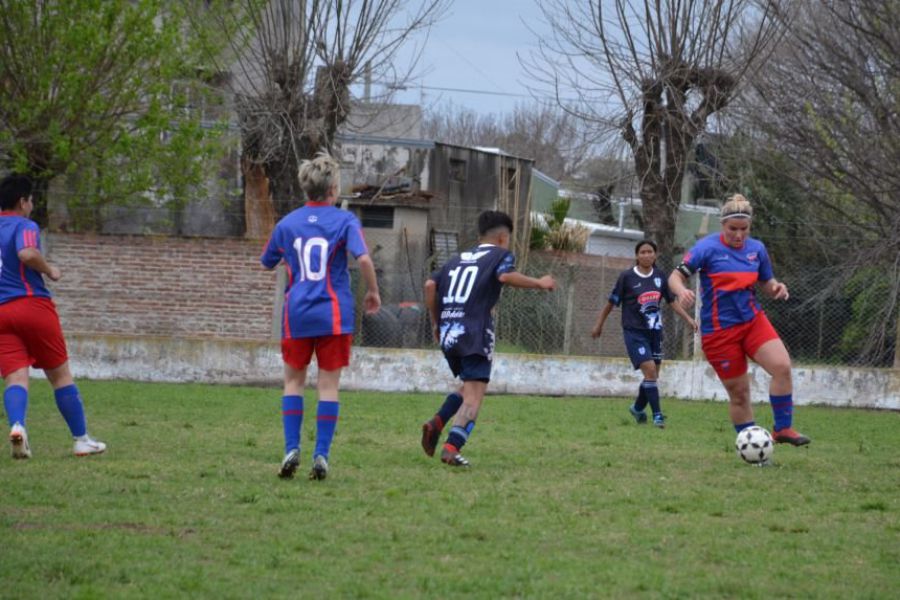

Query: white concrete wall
[[56, 335, 900, 410]]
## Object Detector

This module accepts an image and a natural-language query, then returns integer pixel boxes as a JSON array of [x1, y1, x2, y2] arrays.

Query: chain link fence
[[355, 237, 898, 368]]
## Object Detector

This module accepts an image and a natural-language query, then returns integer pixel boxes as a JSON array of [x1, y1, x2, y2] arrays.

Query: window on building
[[360, 206, 394, 229], [449, 158, 467, 182]]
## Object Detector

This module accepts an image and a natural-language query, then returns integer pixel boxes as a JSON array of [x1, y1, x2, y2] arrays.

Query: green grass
[[1, 380, 898, 599]]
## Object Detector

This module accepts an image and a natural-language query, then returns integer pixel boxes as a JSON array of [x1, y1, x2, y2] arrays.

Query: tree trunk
[[242, 157, 275, 240]]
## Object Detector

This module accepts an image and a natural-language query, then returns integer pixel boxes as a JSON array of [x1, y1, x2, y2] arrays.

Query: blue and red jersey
[[261, 202, 369, 339], [0, 213, 51, 304], [681, 233, 774, 335]]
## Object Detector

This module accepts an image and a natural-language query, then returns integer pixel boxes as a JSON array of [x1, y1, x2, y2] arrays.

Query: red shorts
[[701, 312, 780, 380], [282, 334, 352, 371], [0, 297, 69, 377]]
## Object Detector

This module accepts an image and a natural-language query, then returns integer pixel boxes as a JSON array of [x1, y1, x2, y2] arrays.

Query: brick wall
[[45, 233, 277, 341]]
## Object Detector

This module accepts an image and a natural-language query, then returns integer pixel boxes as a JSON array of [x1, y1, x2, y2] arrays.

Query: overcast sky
[[386, 0, 551, 117]]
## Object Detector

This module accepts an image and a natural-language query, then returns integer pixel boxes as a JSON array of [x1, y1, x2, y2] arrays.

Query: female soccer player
[[667, 194, 810, 446], [261, 152, 381, 480], [591, 239, 697, 428], [0, 174, 106, 459]]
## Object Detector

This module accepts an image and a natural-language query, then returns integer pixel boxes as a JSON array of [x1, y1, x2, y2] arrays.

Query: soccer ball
[[735, 426, 774, 464]]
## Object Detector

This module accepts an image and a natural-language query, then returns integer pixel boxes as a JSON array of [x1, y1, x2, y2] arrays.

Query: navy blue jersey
[[432, 244, 516, 358], [608, 266, 674, 331]]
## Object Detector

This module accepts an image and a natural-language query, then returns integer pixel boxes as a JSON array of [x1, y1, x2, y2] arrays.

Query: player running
[[591, 239, 697, 428], [0, 174, 106, 459], [420, 210, 556, 467], [668, 194, 811, 446], [261, 152, 381, 481]]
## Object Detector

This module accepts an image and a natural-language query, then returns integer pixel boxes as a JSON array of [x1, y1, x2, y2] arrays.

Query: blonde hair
[[298, 151, 341, 200], [720, 193, 753, 222]]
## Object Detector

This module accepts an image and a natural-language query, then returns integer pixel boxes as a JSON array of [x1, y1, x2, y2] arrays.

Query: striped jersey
[[261, 202, 369, 339], [431, 244, 516, 358], [681, 232, 774, 334], [0, 213, 51, 304]]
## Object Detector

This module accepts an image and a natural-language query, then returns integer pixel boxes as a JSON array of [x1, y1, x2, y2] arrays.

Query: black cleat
[[440, 447, 470, 467], [309, 455, 329, 480], [279, 449, 300, 479]]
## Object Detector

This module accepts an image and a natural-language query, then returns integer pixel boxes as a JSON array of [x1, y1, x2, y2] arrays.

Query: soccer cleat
[[629, 405, 648, 424], [278, 448, 300, 479], [652, 413, 666, 428], [421, 419, 441, 457], [772, 427, 811, 446], [73, 435, 106, 456], [9, 423, 31, 459], [440, 447, 470, 467], [309, 455, 329, 480]]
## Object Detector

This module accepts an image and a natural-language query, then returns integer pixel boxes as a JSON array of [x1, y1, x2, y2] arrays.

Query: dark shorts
[[444, 353, 492, 382], [701, 312, 780, 380], [0, 297, 69, 377], [282, 334, 352, 371], [623, 328, 663, 370]]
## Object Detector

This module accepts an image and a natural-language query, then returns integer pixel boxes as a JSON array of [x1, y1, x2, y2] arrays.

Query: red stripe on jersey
[[19, 262, 33, 296], [708, 271, 758, 292], [282, 296, 292, 340], [325, 240, 346, 335], [711, 290, 721, 331]]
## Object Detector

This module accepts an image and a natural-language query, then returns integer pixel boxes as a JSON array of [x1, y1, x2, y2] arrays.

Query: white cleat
[[73, 435, 106, 457], [9, 423, 31, 459]]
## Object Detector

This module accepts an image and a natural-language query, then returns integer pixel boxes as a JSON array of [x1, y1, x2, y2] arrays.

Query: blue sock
[[770, 394, 793, 431], [314, 400, 339, 459], [734, 420, 755, 433], [281, 395, 304, 453], [3, 385, 28, 427], [54, 384, 86, 437], [642, 380, 660, 415], [633, 384, 648, 412], [435, 392, 463, 430], [446, 420, 475, 451]]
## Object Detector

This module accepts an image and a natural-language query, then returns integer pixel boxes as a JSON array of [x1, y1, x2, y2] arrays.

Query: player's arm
[[590, 302, 615, 338], [356, 254, 381, 314], [424, 279, 440, 342], [759, 277, 789, 301], [498, 271, 556, 291], [670, 296, 699, 332], [668, 266, 695, 309], [18, 247, 61, 281]]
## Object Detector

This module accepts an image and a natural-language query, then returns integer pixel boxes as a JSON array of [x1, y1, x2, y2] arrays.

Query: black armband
[[675, 263, 693, 279]]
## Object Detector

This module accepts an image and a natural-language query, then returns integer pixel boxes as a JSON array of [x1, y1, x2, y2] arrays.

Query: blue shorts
[[444, 354, 492, 382], [623, 328, 663, 370]]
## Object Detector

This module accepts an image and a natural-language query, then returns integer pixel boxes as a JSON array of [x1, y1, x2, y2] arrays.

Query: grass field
[[1, 380, 898, 599]]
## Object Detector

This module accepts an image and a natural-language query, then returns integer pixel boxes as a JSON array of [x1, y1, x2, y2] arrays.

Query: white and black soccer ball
[[735, 426, 774, 464]]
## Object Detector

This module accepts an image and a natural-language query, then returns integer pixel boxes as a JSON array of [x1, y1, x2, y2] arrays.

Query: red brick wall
[[45, 234, 277, 341]]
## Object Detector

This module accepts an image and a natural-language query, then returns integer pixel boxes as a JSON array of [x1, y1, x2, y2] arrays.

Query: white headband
[[720, 212, 752, 222]]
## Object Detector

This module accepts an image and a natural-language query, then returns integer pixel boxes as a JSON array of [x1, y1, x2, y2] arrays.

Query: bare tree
[[206, 0, 448, 236], [525, 0, 782, 262], [740, 0, 900, 364]]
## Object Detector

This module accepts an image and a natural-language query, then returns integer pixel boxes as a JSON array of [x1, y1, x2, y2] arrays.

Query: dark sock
[[642, 380, 661, 415], [633, 384, 648, 412], [770, 394, 793, 431], [445, 420, 475, 452], [734, 420, 755, 433], [434, 392, 463, 430]]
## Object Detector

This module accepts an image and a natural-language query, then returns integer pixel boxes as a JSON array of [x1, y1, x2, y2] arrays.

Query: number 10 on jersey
[[293, 237, 328, 282], [443, 266, 478, 303]]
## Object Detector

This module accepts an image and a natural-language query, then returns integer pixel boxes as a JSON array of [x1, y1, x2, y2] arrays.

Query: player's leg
[[44, 362, 106, 456], [308, 334, 352, 480], [720, 374, 754, 432], [421, 384, 463, 457], [638, 360, 664, 427], [624, 330, 651, 423], [278, 356, 311, 479], [441, 379, 487, 467], [3, 367, 31, 459], [752, 336, 810, 446]]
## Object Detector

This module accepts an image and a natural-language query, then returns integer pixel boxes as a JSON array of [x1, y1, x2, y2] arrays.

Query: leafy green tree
[[0, 0, 227, 228]]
